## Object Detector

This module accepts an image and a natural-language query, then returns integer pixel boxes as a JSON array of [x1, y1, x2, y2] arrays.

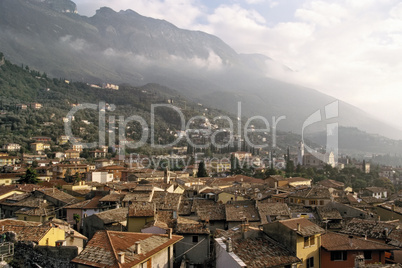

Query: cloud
[[59, 35, 89, 51], [73, 0, 402, 131], [245, 0, 267, 4], [194, 0, 402, 130]]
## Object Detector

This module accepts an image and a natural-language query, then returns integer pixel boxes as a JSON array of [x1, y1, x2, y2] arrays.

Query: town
[[0, 133, 401, 268]]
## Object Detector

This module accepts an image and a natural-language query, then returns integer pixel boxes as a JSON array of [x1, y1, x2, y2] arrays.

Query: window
[[304, 236, 315, 247], [331, 251, 347, 261], [192, 235, 199, 243], [320, 200, 324, 205], [306, 257, 314, 268], [364, 251, 372, 260], [310, 200, 316, 205], [304, 237, 309, 247]]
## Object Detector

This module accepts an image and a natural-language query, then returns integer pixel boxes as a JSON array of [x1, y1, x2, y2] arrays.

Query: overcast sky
[[74, 0, 402, 134]]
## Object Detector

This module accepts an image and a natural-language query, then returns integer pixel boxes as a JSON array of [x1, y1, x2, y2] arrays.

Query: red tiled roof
[[0, 184, 42, 197], [72, 230, 183, 268], [322, 232, 396, 251], [233, 237, 300, 267], [65, 196, 102, 209], [216, 227, 301, 267], [128, 202, 155, 217], [0, 225, 51, 243], [225, 200, 260, 222], [279, 218, 325, 237]]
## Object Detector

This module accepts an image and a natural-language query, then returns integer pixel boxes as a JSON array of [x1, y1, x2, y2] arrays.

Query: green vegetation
[[197, 161, 208, 177], [0, 54, 236, 154], [280, 163, 395, 192], [19, 167, 39, 184]]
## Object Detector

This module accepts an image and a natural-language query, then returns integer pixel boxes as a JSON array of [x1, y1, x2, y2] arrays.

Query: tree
[[73, 172, 82, 184], [373, 177, 395, 192], [73, 213, 81, 230], [20, 167, 39, 184], [197, 161, 209, 177], [230, 154, 241, 175], [73, 213, 80, 225]]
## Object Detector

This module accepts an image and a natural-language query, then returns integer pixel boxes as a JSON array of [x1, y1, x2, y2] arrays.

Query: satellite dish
[[257, 193, 263, 200]]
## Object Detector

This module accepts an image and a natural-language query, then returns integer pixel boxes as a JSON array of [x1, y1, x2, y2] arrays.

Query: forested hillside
[[0, 52, 236, 153]]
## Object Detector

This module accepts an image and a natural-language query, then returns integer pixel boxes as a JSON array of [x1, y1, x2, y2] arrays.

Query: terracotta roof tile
[[35, 188, 79, 204], [0, 225, 51, 243], [122, 193, 153, 203], [99, 193, 125, 202], [257, 201, 291, 224], [65, 196, 102, 209], [232, 236, 300, 267], [225, 200, 260, 222], [196, 200, 226, 221], [72, 230, 182, 268], [340, 218, 400, 241], [316, 206, 343, 220], [279, 218, 325, 237], [322, 232, 396, 251], [95, 208, 128, 225], [289, 186, 331, 199], [128, 202, 155, 217], [176, 217, 210, 234], [152, 192, 182, 211], [178, 198, 193, 215], [216, 227, 300, 267]]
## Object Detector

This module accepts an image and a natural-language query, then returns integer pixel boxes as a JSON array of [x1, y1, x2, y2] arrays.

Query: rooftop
[[176, 217, 210, 234], [289, 186, 332, 199], [225, 200, 260, 222], [279, 218, 325, 237], [71, 230, 182, 268], [257, 201, 291, 224], [128, 202, 155, 217], [95, 207, 129, 225], [65, 196, 102, 209], [0, 225, 51, 243], [322, 232, 396, 251]]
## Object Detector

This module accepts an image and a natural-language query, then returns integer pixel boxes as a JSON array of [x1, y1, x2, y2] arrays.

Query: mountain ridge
[[0, 0, 401, 140]]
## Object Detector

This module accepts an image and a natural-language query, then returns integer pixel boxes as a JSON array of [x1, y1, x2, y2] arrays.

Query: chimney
[[135, 242, 141, 254], [167, 228, 173, 239], [226, 238, 233, 253], [241, 223, 249, 239], [297, 223, 301, 232], [349, 235, 354, 247], [118, 252, 125, 264]]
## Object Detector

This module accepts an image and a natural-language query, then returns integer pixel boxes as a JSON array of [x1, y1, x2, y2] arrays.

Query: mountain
[[1, 0, 401, 141]]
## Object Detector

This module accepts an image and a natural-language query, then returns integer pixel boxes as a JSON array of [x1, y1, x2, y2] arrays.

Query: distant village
[[0, 134, 402, 268]]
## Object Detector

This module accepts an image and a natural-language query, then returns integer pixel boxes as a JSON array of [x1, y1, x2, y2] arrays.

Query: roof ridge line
[[105, 230, 122, 268]]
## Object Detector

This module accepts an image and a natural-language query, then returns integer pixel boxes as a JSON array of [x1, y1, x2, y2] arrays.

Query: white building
[[87, 171, 114, 183]]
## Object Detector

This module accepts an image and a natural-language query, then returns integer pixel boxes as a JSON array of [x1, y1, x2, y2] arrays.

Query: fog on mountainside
[[0, 0, 401, 143]]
